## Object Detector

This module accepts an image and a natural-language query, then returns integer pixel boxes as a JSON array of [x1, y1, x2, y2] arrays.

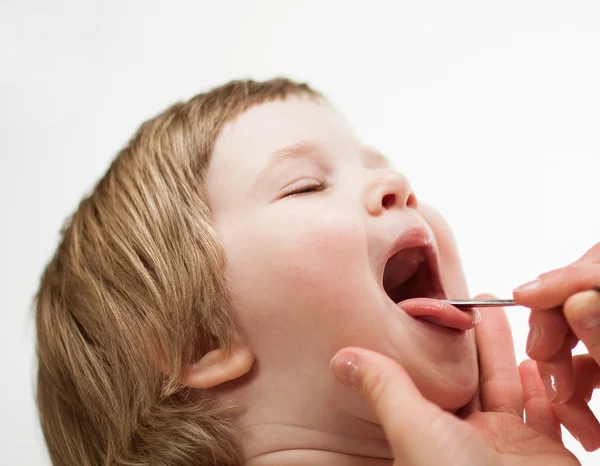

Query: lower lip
[[411, 316, 466, 335]]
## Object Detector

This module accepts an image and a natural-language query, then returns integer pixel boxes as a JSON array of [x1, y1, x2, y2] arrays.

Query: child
[[35, 78, 481, 465]]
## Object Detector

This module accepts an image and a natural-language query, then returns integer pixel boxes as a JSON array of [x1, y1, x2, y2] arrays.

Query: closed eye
[[280, 180, 329, 198]]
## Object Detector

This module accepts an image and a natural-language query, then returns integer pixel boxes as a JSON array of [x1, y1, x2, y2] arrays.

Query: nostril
[[382, 193, 417, 209], [382, 193, 396, 209], [407, 193, 418, 208]]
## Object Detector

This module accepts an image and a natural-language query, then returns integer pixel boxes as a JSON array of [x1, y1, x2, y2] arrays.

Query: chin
[[421, 366, 479, 411]]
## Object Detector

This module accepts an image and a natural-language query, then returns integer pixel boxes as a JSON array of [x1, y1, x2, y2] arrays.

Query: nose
[[363, 169, 418, 215]]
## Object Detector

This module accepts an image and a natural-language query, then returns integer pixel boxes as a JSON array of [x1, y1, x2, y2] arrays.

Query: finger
[[456, 318, 484, 418], [565, 329, 580, 350], [576, 243, 600, 263], [564, 289, 600, 366], [552, 398, 600, 452], [518, 359, 562, 443], [330, 347, 487, 463], [571, 355, 600, 403], [474, 294, 524, 418], [551, 355, 600, 452], [534, 339, 575, 404], [513, 264, 600, 310], [526, 306, 569, 360]]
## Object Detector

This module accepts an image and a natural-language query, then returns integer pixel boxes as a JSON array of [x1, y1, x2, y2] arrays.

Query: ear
[[179, 339, 255, 389]]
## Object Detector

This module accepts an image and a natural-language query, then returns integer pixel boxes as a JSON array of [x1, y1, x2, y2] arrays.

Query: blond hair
[[34, 78, 322, 465]]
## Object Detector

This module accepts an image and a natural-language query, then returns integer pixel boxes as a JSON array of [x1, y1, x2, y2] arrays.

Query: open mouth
[[381, 243, 477, 332], [382, 246, 445, 303]]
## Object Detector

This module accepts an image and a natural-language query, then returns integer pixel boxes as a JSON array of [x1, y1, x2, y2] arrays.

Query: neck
[[211, 363, 394, 465], [242, 424, 393, 466]]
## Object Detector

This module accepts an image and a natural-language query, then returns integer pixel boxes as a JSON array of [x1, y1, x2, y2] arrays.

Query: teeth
[[383, 248, 426, 290]]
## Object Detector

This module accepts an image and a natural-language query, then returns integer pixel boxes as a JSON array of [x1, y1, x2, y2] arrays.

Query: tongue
[[397, 298, 477, 331]]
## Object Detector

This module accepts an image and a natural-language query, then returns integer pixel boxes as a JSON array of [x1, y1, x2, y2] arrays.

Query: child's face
[[206, 97, 478, 411]]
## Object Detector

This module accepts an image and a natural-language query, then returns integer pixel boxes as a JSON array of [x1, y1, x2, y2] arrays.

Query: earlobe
[[180, 340, 255, 389]]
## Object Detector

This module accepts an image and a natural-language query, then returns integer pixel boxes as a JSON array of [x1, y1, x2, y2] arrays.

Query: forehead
[[210, 97, 356, 170], [207, 98, 384, 197]]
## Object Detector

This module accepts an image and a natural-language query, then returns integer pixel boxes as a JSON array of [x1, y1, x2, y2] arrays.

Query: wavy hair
[[34, 78, 322, 465]]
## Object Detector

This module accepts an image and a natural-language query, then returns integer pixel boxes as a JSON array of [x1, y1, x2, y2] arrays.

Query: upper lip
[[381, 226, 447, 300]]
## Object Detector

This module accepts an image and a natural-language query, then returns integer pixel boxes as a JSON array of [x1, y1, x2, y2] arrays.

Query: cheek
[[288, 218, 366, 288], [223, 211, 369, 328], [419, 204, 469, 296]]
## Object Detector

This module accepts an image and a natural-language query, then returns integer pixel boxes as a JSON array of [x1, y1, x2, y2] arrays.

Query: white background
[[1, 0, 599, 464]]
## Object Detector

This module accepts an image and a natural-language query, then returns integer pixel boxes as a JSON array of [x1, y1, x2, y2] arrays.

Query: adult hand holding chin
[[330, 296, 579, 465]]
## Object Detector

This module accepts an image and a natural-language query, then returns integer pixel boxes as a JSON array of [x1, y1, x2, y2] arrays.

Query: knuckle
[[564, 291, 600, 314], [587, 243, 600, 258], [576, 243, 600, 263], [564, 291, 600, 317]]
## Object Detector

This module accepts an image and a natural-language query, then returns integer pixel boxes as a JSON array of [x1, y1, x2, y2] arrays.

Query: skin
[[180, 95, 600, 463], [513, 247, 600, 451], [198, 96, 479, 464], [330, 307, 580, 465], [323, 261, 600, 464]]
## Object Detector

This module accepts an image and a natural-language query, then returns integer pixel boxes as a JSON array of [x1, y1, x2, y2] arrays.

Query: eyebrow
[[251, 141, 392, 192], [251, 140, 319, 192]]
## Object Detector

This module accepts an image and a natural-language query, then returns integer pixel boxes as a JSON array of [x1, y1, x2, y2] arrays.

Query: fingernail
[[472, 308, 482, 325], [575, 431, 596, 452], [514, 278, 541, 293], [330, 352, 359, 389], [541, 372, 559, 402], [525, 324, 541, 355]]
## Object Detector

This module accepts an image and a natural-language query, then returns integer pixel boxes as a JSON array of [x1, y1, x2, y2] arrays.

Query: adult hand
[[513, 243, 600, 451], [330, 297, 579, 465]]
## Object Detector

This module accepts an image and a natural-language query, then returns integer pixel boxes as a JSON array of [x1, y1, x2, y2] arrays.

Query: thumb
[[564, 288, 600, 366], [330, 347, 491, 465]]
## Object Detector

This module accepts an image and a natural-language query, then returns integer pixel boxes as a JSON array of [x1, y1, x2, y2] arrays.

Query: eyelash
[[281, 180, 329, 198]]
